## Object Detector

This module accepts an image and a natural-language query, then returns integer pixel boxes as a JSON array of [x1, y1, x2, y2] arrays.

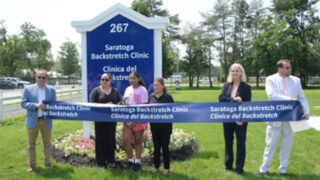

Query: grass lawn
[[0, 87, 319, 180]]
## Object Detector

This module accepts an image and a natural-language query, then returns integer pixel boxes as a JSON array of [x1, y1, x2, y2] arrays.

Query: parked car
[[0, 79, 15, 89], [199, 78, 209, 83], [1, 77, 30, 88], [199, 77, 214, 83], [168, 75, 182, 83]]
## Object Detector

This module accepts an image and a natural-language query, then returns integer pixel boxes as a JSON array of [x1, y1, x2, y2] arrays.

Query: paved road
[[0, 85, 81, 104], [1, 84, 82, 120], [2, 93, 82, 119]]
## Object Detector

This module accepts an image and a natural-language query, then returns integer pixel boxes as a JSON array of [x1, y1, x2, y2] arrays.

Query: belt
[[37, 117, 45, 120]]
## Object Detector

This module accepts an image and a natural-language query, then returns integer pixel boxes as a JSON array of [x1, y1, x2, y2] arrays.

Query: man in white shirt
[[258, 59, 310, 178]]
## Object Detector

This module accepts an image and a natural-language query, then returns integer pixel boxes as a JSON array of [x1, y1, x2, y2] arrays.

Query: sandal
[[152, 168, 159, 173], [163, 169, 169, 175], [27, 166, 34, 172]]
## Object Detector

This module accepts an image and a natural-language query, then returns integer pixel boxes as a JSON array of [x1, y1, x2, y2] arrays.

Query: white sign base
[[83, 121, 92, 138]]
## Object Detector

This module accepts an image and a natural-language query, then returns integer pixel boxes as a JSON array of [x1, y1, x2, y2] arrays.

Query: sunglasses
[[101, 78, 110, 82], [282, 66, 291, 70], [37, 76, 47, 80]]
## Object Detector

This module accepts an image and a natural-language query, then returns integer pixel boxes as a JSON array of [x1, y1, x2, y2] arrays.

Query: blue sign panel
[[86, 15, 154, 100]]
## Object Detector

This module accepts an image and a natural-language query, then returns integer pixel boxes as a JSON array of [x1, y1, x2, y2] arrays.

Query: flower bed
[[53, 125, 195, 160]]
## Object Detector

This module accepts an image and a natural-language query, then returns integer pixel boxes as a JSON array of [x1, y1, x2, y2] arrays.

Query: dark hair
[[276, 59, 291, 68], [100, 73, 112, 80], [154, 77, 167, 94], [130, 72, 145, 87]]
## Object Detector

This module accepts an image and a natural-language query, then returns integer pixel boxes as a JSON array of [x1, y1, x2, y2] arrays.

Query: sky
[[0, 0, 218, 59], [0, 0, 319, 61]]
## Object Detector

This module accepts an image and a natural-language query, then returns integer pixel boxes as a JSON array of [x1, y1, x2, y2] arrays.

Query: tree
[[131, 0, 180, 78], [145, 0, 168, 16], [193, 30, 207, 88], [271, 0, 320, 86], [144, 0, 181, 40], [251, 15, 287, 76], [0, 21, 28, 77], [180, 43, 196, 88], [162, 36, 175, 78], [0, 35, 27, 77], [131, 0, 152, 17], [57, 41, 80, 81], [180, 25, 206, 88], [232, 0, 250, 63], [202, 0, 233, 81], [245, 0, 266, 87], [0, 20, 7, 46], [202, 35, 215, 88], [20, 22, 54, 72]]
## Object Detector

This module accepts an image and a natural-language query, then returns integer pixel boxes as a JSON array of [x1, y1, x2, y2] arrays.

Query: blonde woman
[[219, 63, 251, 175]]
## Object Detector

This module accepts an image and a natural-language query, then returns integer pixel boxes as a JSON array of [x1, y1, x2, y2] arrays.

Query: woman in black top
[[90, 73, 121, 168], [219, 63, 251, 175], [149, 78, 174, 175]]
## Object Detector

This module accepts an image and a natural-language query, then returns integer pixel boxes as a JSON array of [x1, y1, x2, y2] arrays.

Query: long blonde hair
[[227, 63, 247, 83]]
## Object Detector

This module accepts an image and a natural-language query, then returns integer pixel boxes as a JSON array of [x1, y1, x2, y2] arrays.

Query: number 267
[[110, 23, 129, 33]]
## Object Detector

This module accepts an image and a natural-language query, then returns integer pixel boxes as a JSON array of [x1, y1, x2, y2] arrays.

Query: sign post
[[72, 3, 168, 137]]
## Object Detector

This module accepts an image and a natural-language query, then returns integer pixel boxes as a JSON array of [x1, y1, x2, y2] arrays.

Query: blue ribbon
[[43, 100, 304, 123]]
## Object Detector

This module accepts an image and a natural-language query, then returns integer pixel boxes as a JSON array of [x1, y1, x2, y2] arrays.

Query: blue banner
[[43, 101, 305, 123]]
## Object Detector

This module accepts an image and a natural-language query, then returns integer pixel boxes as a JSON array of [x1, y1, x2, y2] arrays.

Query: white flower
[[54, 127, 195, 160]]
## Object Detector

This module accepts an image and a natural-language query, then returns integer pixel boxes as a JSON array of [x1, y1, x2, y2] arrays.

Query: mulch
[[51, 139, 199, 169]]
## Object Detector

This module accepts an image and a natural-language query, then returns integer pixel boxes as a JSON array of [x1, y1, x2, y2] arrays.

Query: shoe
[[163, 169, 169, 175], [114, 161, 123, 169], [234, 170, 243, 175], [106, 161, 123, 169], [124, 161, 134, 170], [280, 172, 290, 178], [106, 161, 116, 168], [257, 172, 266, 177], [152, 168, 159, 173], [133, 163, 141, 174], [27, 166, 34, 172], [224, 167, 232, 171], [97, 163, 106, 168]]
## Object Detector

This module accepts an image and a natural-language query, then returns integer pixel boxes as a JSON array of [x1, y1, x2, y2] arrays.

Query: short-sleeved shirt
[[124, 85, 148, 105], [123, 85, 148, 131], [89, 87, 121, 104], [90, 87, 121, 125]]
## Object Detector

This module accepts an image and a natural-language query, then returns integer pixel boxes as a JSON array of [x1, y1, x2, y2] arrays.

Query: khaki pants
[[27, 118, 52, 167]]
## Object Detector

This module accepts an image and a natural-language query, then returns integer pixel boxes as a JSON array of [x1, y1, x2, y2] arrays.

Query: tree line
[[1, 0, 320, 87], [134, 0, 320, 87], [0, 21, 80, 80]]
